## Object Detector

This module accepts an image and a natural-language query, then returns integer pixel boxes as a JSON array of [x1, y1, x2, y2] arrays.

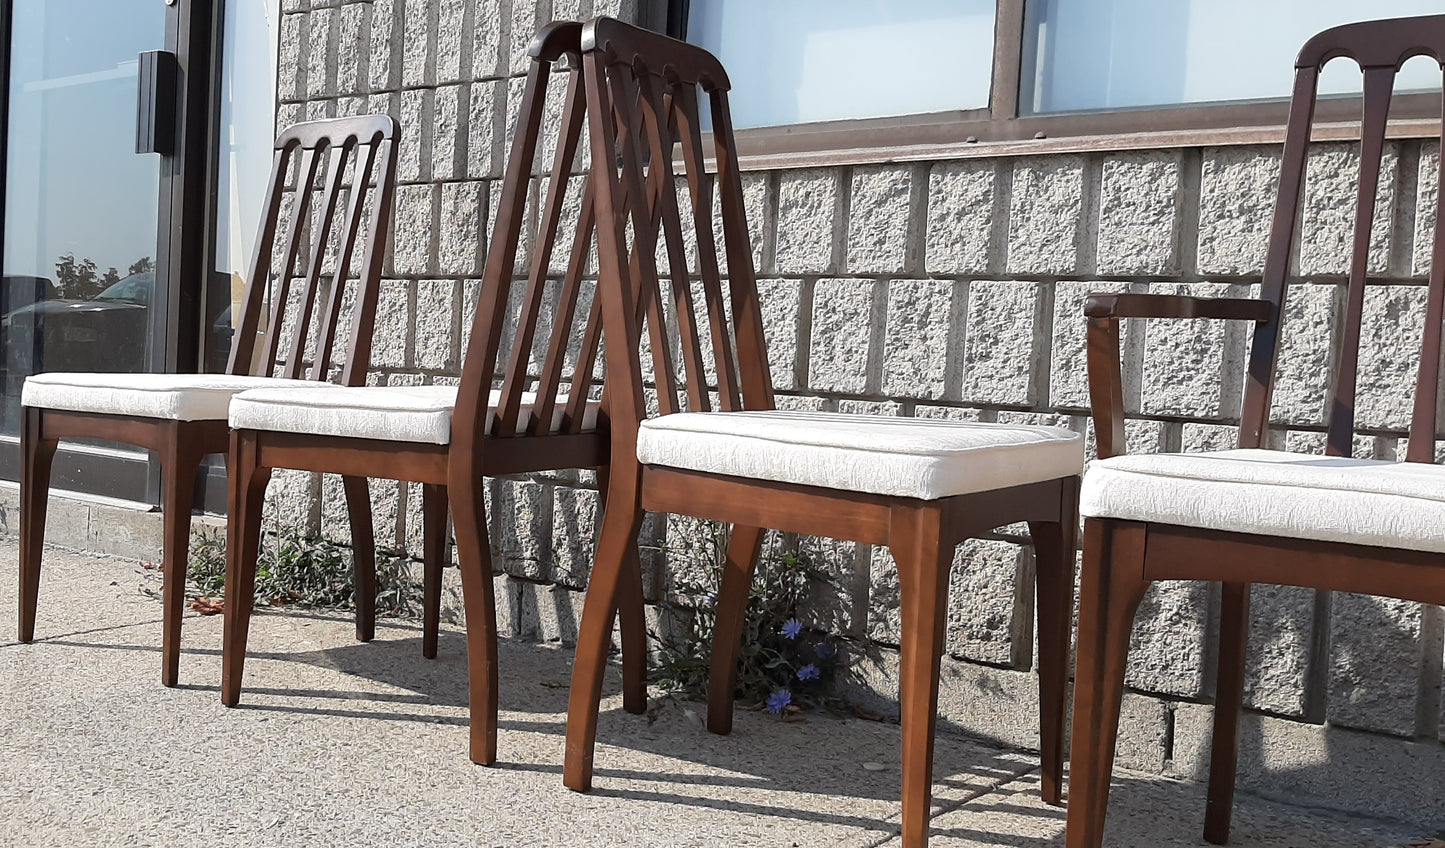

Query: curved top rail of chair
[[581, 16, 731, 92], [275, 114, 397, 151], [528, 19, 584, 62], [1296, 14, 1445, 70]]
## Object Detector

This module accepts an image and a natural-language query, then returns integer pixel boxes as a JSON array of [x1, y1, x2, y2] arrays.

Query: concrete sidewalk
[[0, 540, 1432, 848]]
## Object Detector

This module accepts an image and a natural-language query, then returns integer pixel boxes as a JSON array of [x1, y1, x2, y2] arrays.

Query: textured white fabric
[[22, 372, 316, 421], [635, 410, 1083, 500], [1081, 448, 1445, 552], [229, 384, 600, 444]]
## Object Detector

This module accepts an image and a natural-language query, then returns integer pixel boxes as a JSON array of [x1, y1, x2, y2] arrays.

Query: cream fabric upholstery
[[1081, 448, 1445, 553], [228, 384, 601, 445], [635, 410, 1083, 500], [22, 372, 316, 421]]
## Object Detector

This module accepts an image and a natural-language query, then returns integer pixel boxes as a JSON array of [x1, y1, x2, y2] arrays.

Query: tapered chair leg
[[448, 470, 500, 765], [1065, 520, 1149, 848], [706, 524, 765, 734], [891, 505, 952, 848], [421, 483, 449, 660], [158, 429, 202, 688], [564, 495, 645, 792], [18, 407, 58, 644], [597, 466, 648, 714], [1204, 581, 1250, 845], [221, 432, 272, 707], [343, 475, 377, 642], [1028, 476, 1080, 806]]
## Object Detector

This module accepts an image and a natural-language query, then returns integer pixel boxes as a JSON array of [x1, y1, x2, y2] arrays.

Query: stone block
[[1270, 283, 1341, 426], [1355, 284, 1425, 431], [264, 468, 320, 537], [755, 278, 801, 391], [1197, 145, 1280, 275], [1006, 156, 1083, 275], [1126, 581, 1213, 698], [847, 165, 915, 274], [435, 0, 467, 83], [336, 4, 368, 97], [368, 0, 395, 91], [414, 280, 458, 371], [961, 280, 1043, 406], [660, 513, 725, 603], [925, 160, 993, 275], [279, 14, 307, 102], [401, 0, 434, 88], [439, 181, 484, 275], [713, 172, 769, 276], [371, 279, 410, 368], [398, 89, 428, 183], [946, 538, 1029, 667], [391, 184, 437, 275], [792, 535, 861, 637], [1049, 280, 1131, 410], [489, 477, 551, 581], [468, 81, 501, 180], [1180, 422, 1238, 453], [807, 278, 879, 394], [1244, 583, 1317, 717], [320, 474, 400, 549], [883, 278, 959, 400], [1138, 282, 1246, 418], [517, 581, 586, 646], [1096, 151, 1180, 275], [432, 85, 463, 181], [1299, 142, 1396, 277], [471, 0, 503, 80], [1413, 141, 1439, 277], [550, 485, 598, 589], [774, 169, 839, 274], [1328, 593, 1427, 736], [305, 7, 335, 99], [507, 0, 541, 75]]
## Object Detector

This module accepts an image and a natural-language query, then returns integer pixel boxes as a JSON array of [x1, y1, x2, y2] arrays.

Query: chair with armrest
[[219, 21, 649, 768], [1067, 15, 1445, 847], [19, 114, 411, 686], [561, 18, 1085, 848]]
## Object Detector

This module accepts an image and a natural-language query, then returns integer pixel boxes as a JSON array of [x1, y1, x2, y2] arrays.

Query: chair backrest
[[576, 17, 774, 450], [453, 20, 609, 448], [226, 114, 398, 386], [1242, 15, 1445, 460]]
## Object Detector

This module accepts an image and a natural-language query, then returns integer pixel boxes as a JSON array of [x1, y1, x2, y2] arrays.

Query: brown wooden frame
[[219, 21, 651, 768], [1067, 15, 1445, 848], [18, 114, 399, 687], [560, 19, 1080, 848]]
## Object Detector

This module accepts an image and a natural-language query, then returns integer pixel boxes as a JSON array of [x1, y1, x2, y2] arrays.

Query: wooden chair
[[18, 115, 403, 686], [1067, 15, 1445, 848], [219, 21, 649, 767], [561, 19, 1084, 848]]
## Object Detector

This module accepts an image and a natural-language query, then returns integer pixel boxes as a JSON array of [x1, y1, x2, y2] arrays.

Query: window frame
[[655, 0, 1443, 166]]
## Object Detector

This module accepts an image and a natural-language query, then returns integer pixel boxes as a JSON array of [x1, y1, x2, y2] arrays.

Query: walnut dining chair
[[18, 115, 409, 686], [219, 21, 649, 768], [560, 19, 1085, 848], [1067, 15, 1445, 848]]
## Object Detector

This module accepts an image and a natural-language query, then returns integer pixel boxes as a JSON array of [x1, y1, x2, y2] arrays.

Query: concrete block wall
[[274, 0, 1445, 825]]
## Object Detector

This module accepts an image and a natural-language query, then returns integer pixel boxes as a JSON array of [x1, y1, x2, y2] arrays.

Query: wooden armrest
[[1083, 293, 1273, 322], [1083, 295, 1270, 459]]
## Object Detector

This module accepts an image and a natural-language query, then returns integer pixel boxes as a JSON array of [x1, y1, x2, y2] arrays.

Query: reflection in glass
[[207, 0, 279, 373], [1023, 0, 1444, 114], [687, 0, 996, 130], [0, 0, 166, 434]]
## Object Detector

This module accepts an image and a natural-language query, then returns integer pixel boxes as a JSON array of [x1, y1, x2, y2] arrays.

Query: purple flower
[[814, 642, 836, 659], [781, 618, 803, 640], [797, 664, 820, 681], [766, 689, 792, 714]]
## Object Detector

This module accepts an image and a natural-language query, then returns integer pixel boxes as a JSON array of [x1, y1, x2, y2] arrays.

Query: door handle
[[135, 49, 178, 155]]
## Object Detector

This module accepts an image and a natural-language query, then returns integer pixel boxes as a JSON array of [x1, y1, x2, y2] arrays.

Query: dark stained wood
[[222, 21, 650, 769], [562, 19, 1081, 848], [1070, 16, 1445, 847], [18, 114, 400, 687]]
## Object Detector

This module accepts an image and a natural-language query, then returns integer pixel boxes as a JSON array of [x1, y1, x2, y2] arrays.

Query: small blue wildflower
[[814, 642, 836, 659], [702, 591, 717, 607], [766, 689, 792, 714], [797, 664, 820, 681], [781, 618, 803, 640]]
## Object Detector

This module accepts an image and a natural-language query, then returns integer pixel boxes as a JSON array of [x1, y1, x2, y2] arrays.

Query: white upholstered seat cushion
[[228, 384, 601, 445], [22, 372, 316, 421], [1080, 449, 1445, 553], [634, 410, 1083, 500]]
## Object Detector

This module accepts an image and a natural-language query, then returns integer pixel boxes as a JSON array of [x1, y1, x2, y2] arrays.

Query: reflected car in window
[[1, 270, 152, 377]]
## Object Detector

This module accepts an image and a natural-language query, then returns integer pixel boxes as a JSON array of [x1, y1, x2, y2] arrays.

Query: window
[[1022, 0, 1444, 114], [685, 0, 996, 129]]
